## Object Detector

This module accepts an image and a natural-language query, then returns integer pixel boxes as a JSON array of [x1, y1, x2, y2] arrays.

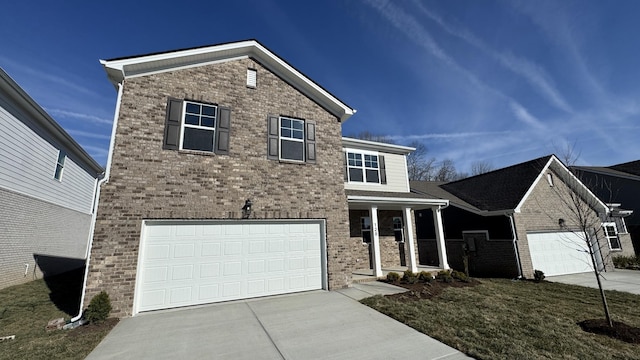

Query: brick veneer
[[85, 58, 352, 317]]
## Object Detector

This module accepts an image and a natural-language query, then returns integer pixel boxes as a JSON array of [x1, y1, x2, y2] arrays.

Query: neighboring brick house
[[83, 40, 451, 317], [572, 161, 640, 255], [0, 67, 103, 290], [412, 155, 633, 278]]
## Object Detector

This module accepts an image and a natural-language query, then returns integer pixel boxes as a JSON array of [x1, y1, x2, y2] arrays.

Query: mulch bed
[[383, 278, 481, 301], [579, 319, 640, 344], [66, 318, 119, 338]]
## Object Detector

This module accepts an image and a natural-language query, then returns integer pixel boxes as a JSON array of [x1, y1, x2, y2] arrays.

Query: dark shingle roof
[[610, 160, 640, 177], [411, 155, 553, 212]]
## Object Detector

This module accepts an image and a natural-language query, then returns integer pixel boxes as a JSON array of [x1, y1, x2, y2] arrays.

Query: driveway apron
[[86, 290, 471, 360], [547, 269, 640, 294]]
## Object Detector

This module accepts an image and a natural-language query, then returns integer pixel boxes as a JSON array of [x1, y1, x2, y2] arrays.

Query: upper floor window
[[54, 150, 66, 181], [163, 98, 230, 155], [347, 151, 380, 183], [603, 222, 621, 250], [267, 115, 316, 164]]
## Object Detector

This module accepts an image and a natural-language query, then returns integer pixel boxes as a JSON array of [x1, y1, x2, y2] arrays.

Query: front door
[[393, 217, 406, 266]]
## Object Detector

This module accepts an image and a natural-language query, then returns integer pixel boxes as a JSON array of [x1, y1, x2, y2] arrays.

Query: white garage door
[[527, 232, 594, 276], [135, 220, 325, 313]]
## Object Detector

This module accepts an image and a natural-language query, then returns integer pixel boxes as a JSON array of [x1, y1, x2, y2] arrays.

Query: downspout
[[71, 82, 124, 322], [508, 213, 523, 279]]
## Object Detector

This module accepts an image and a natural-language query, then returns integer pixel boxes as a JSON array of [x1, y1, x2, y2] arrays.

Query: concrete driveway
[[547, 269, 640, 294], [86, 287, 471, 360]]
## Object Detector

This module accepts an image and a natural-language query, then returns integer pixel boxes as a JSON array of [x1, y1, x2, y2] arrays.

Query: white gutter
[[72, 82, 123, 322], [508, 214, 523, 279], [347, 195, 449, 207]]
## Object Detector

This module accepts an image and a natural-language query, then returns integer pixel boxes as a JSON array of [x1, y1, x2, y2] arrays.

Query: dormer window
[[346, 151, 381, 183]]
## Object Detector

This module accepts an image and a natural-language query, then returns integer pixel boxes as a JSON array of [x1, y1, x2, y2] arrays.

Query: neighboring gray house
[[83, 40, 449, 317], [412, 155, 633, 278], [0, 68, 103, 289]]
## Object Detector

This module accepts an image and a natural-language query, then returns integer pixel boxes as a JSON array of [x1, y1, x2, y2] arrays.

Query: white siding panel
[[345, 152, 409, 193], [0, 100, 96, 214]]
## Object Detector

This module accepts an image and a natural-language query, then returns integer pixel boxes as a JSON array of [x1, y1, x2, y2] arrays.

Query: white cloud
[[46, 108, 112, 125], [508, 101, 545, 129], [67, 129, 112, 140]]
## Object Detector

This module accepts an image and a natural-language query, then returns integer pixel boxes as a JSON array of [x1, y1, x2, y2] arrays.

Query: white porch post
[[403, 206, 418, 273], [433, 206, 450, 269], [370, 205, 383, 277]]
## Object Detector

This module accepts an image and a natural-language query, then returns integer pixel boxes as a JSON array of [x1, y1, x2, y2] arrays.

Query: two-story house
[[81, 40, 451, 318], [0, 67, 103, 290]]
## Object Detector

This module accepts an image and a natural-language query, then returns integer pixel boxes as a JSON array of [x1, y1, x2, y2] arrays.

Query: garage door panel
[[136, 221, 324, 313], [528, 232, 593, 276]]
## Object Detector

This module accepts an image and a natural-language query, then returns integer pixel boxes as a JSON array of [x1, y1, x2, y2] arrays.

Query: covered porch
[[346, 191, 450, 279]]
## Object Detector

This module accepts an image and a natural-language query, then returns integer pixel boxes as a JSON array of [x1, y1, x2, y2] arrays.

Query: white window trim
[[278, 116, 305, 162], [346, 149, 381, 184], [603, 222, 621, 250], [179, 101, 218, 152]]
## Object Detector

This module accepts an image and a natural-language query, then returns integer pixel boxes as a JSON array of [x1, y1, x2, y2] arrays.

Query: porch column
[[370, 205, 383, 277], [403, 207, 418, 273], [433, 206, 450, 269]]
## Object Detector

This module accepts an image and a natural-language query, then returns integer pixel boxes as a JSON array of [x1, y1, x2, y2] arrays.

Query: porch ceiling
[[346, 190, 448, 211]]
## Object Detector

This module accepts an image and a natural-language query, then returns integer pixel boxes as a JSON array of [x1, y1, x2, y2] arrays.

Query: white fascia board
[[514, 156, 554, 213], [551, 158, 609, 213], [347, 195, 449, 208], [342, 137, 415, 154], [100, 40, 355, 121]]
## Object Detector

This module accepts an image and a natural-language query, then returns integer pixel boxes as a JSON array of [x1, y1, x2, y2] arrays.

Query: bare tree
[[471, 160, 494, 176], [406, 141, 436, 181], [554, 139, 582, 166], [433, 159, 458, 182], [535, 159, 615, 327]]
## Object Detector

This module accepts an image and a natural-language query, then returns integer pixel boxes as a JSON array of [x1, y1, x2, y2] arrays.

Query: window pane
[[361, 217, 371, 229], [281, 139, 304, 161], [610, 237, 621, 249], [185, 114, 199, 125], [281, 128, 291, 138], [281, 118, 291, 129], [54, 164, 63, 180], [365, 169, 380, 183], [186, 103, 200, 114], [349, 168, 363, 182], [365, 155, 378, 168], [292, 129, 304, 139], [201, 116, 215, 128], [292, 120, 304, 130], [202, 105, 216, 116], [183, 127, 214, 152]]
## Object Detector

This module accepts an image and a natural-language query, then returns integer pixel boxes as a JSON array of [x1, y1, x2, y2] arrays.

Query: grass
[[0, 270, 117, 360], [361, 279, 640, 360]]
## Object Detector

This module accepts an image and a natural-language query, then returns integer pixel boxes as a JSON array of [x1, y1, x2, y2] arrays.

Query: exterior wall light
[[242, 199, 252, 219], [558, 218, 565, 228]]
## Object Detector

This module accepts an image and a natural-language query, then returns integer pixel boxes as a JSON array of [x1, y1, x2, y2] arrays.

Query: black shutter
[[163, 98, 183, 150], [267, 115, 279, 160], [343, 152, 348, 181], [215, 106, 231, 155], [305, 120, 316, 164], [379, 155, 387, 184]]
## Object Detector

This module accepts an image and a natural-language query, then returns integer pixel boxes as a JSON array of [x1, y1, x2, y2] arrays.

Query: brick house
[[82, 40, 448, 317], [0, 67, 103, 290], [412, 155, 634, 278]]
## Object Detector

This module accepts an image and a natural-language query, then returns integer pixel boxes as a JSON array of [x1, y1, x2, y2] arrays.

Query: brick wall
[[515, 166, 614, 278], [0, 187, 90, 289], [85, 58, 351, 317]]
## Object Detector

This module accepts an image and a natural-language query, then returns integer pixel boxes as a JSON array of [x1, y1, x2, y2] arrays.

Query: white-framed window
[[54, 150, 66, 181], [180, 101, 217, 152], [347, 151, 380, 183], [279, 116, 305, 162], [603, 222, 621, 250], [393, 216, 404, 242]]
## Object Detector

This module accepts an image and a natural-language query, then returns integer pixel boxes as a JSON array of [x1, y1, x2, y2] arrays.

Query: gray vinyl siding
[[0, 100, 96, 214], [0, 187, 90, 289], [345, 152, 410, 193]]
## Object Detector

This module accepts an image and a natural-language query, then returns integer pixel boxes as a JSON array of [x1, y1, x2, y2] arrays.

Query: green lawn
[[361, 279, 640, 360], [0, 270, 117, 360]]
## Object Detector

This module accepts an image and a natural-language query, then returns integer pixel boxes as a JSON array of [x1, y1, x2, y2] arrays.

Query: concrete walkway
[[86, 283, 472, 360], [547, 269, 640, 295]]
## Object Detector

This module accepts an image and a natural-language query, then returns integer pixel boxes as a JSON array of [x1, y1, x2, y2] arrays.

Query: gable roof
[[100, 39, 356, 122], [609, 160, 640, 177], [0, 67, 103, 175], [571, 159, 640, 182], [412, 154, 608, 215]]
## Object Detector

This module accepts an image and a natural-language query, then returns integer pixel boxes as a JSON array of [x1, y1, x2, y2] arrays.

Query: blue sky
[[2, 0, 639, 173]]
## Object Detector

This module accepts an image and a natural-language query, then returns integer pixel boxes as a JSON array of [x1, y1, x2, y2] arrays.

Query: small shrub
[[613, 255, 640, 270], [418, 271, 433, 283], [451, 270, 470, 282], [534, 270, 545, 282], [84, 291, 112, 323], [402, 270, 418, 284], [386, 272, 401, 283], [436, 270, 453, 283]]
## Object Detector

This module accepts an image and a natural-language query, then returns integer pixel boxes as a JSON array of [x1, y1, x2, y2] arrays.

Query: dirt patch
[[383, 278, 481, 301], [579, 319, 640, 344], [67, 318, 119, 338]]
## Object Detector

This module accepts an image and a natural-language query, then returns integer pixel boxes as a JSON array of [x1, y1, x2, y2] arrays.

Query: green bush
[[533, 270, 545, 282], [436, 270, 453, 283], [84, 291, 112, 323], [418, 271, 433, 283], [386, 272, 401, 283], [451, 270, 470, 282], [402, 270, 418, 284], [613, 255, 640, 270]]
